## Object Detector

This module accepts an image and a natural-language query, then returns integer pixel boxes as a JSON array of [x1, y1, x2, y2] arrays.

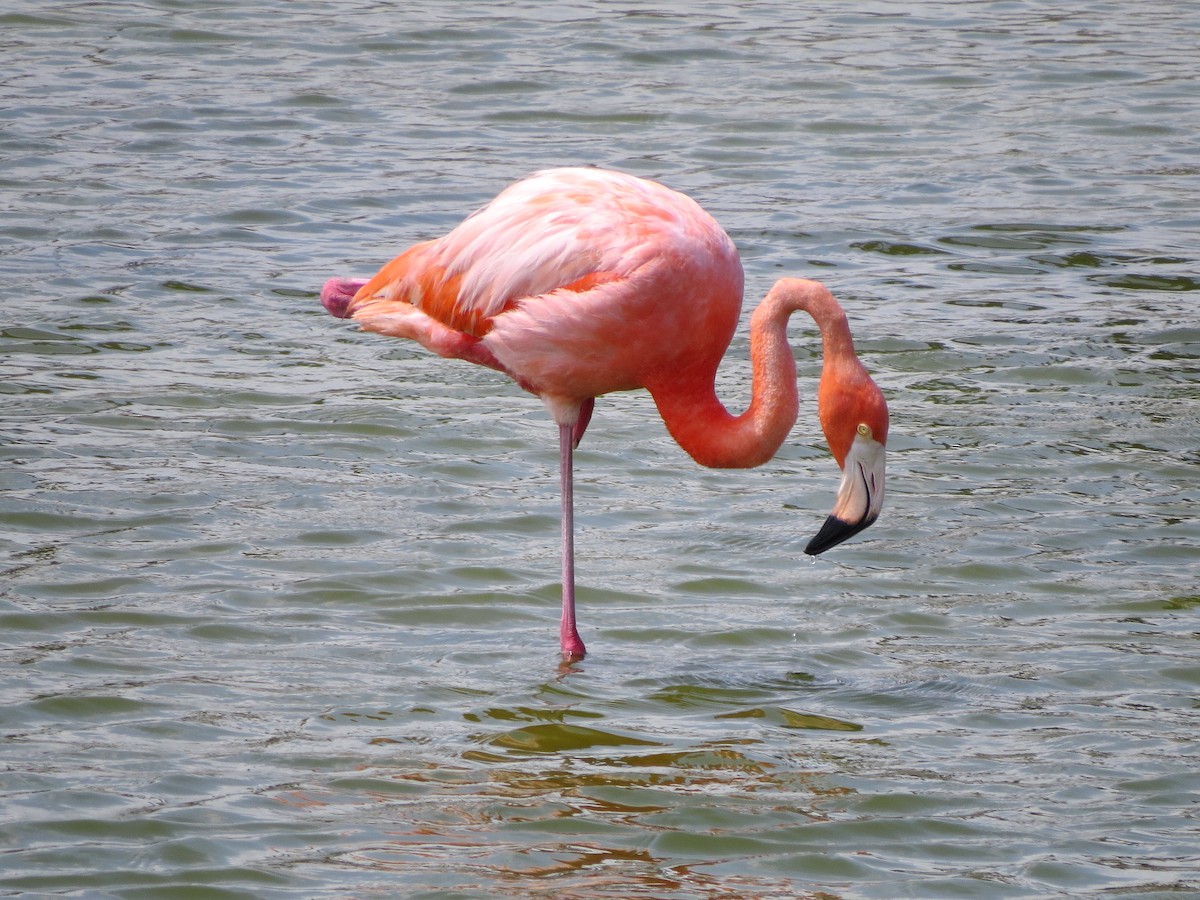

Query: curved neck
[[647, 278, 846, 469]]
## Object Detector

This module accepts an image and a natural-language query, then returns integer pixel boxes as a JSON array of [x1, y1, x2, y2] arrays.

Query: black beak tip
[[804, 514, 877, 556]]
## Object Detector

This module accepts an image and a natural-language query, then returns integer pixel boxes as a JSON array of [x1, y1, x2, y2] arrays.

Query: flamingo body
[[325, 168, 743, 423], [322, 167, 889, 660]]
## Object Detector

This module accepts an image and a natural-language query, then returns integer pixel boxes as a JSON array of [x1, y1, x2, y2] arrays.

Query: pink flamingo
[[321, 167, 888, 661]]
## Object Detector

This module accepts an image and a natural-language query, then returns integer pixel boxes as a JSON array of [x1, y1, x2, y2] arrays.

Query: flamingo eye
[[857, 423, 872, 438]]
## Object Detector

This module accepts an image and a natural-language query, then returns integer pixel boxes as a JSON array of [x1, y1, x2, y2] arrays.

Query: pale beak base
[[804, 432, 886, 556]]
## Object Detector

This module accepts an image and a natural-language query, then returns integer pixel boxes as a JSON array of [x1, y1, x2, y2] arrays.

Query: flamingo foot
[[560, 628, 586, 662], [321, 277, 368, 318]]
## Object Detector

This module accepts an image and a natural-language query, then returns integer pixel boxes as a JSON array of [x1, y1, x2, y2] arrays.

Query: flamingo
[[321, 167, 888, 661]]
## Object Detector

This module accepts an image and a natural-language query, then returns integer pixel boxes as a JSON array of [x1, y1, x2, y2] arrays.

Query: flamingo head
[[805, 365, 889, 555]]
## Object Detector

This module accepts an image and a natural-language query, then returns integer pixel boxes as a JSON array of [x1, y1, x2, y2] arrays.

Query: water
[[2, 1, 1198, 896]]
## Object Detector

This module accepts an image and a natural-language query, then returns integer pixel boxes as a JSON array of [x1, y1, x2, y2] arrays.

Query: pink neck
[[646, 279, 853, 469]]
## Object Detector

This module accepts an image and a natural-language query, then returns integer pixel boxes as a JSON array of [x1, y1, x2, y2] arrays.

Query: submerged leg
[[559, 422, 586, 661]]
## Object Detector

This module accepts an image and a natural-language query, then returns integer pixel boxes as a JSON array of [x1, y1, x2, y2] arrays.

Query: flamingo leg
[[559, 422, 586, 660]]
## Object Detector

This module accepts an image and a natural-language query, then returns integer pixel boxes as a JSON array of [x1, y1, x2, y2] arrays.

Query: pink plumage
[[322, 167, 889, 661]]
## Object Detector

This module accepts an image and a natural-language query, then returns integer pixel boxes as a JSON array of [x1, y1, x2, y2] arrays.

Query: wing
[[347, 168, 714, 337]]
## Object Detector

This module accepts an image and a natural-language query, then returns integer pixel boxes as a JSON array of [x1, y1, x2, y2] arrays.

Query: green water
[[2, 1, 1198, 897]]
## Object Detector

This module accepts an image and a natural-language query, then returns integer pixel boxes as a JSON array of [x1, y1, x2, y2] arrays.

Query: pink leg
[[559, 422, 586, 660], [571, 397, 595, 449]]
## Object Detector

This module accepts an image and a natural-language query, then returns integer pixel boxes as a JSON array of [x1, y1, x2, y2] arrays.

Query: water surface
[[2, 1, 1198, 897]]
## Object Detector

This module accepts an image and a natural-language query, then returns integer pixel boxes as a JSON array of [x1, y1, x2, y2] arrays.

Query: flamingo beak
[[804, 430, 886, 555]]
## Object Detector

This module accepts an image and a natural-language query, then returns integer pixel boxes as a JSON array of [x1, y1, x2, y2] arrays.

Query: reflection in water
[[274, 727, 842, 898]]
